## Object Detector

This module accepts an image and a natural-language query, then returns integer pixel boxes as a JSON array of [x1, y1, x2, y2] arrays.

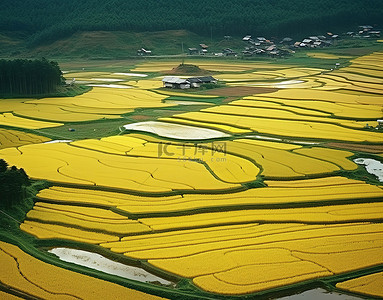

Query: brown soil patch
[[164, 63, 213, 76], [327, 142, 383, 154], [202, 86, 278, 97], [129, 115, 151, 121]]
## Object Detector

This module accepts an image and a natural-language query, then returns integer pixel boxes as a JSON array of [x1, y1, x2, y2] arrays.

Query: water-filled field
[[0, 52, 382, 299]]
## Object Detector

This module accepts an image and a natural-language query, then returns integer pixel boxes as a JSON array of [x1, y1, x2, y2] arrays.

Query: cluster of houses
[[137, 25, 381, 58], [188, 44, 209, 55], [241, 25, 381, 57], [162, 76, 217, 89], [347, 25, 381, 38], [291, 34, 337, 48], [242, 36, 294, 57], [241, 33, 340, 57]]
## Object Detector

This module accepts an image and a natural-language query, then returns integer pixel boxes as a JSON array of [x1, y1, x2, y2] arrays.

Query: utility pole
[[181, 42, 184, 54]]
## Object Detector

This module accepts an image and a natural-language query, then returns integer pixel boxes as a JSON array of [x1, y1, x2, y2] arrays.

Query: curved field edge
[[1, 232, 381, 300], [0, 180, 381, 299], [0, 239, 166, 300]]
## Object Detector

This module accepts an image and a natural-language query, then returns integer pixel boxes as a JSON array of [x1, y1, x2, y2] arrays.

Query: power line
[[0, 209, 22, 225]]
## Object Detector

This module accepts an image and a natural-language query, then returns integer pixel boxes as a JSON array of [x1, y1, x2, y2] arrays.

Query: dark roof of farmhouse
[[197, 76, 217, 82]]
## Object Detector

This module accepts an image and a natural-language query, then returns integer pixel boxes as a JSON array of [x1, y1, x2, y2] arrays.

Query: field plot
[[336, 272, 383, 298], [0, 140, 247, 192], [139, 202, 383, 230], [166, 110, 382, 142], [0, 112, 62, 129], [0, 88, 174, 123], [306, 53, 352, 59], [0, 128, 50, 149], [0, 241, 164, 299], [161, 78, 383, 142], [22, 202, 151, 243], [32, 177, 383, 215], [241, 95, 383, 119], [216, 67, 324, 83], [100, 223, 383, 295], [25, 88, 172, 117]]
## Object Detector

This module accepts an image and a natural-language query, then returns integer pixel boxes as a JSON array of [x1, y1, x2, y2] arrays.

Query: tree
[[0, 159, 8, 172], [0, 160, 30, 209], [0, 58, 64, 96]]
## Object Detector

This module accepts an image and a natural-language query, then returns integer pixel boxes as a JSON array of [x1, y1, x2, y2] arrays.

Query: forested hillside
[[0, 58, 64, 95], [1, 0, 382, 47]]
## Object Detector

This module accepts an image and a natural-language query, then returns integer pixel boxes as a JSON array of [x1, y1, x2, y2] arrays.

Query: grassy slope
[[0, 30, 244, 58], [0, 30, 253, 59], [1, 29, 382, 61]]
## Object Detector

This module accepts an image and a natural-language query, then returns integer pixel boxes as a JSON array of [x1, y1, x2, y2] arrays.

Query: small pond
[[49, 248, 175, 287]]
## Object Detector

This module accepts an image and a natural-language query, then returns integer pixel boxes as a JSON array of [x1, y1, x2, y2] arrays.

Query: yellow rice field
[[201, 104, 364, 128], [336, 272, 383, 298], [26, 203, 151, 235], [0, 87, 176, 123], [2, 51, 383, 298], [21, 221, 120, 244], [30, 177, 383, 215], [158, 117, 252, 134], [328, 71, 383, 84], [0, 112, 62, 129], [243, 95, 383, 119], [0, 128, 50, 149], [27, 88, 170, 110], [99, 223, 383, 294], [306, 53, 352, 59], [170, 111, 382, 142], [244, 88, 383, 105], [0, 141, 243, 192], [0, 241, 164, 299], [139, 202, 383, 231]]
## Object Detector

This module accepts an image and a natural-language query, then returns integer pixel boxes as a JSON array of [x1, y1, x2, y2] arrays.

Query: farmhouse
[[162, 76, 217, 89], [191, 76, 217, 85], [188, 48, 199, 55], [162, 77, 190, 89], [187, 77, 203, 88], [137, 48, 152, 56]]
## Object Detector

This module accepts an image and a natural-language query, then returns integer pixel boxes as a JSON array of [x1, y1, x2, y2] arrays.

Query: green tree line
[[0, 159, 30, 209], [0, 58, 64, 95], [0, 0, 382, 46]]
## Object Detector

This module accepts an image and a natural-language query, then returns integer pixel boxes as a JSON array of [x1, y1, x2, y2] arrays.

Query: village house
[[280, 37, 293, 45], [187, 77, 203, 88], [137, 48, 152, 56], [188, 48, 199, 55], [197, 76, 217, 84], [162, 76, 217, 89], [199, 44, 208, 54], [162, 77, 190, 89], [222, 48, 237, 56]]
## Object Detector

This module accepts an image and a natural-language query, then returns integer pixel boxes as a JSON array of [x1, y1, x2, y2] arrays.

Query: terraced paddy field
[[1, 50, 383, 299]]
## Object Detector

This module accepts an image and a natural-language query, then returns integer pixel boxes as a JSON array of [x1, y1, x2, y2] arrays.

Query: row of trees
[[0, 58, 64, 95], [0, 0, 382, 46], [0, 159, 30, 209]]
